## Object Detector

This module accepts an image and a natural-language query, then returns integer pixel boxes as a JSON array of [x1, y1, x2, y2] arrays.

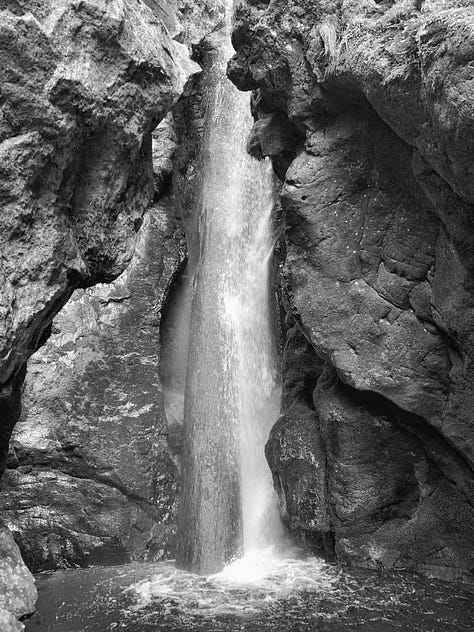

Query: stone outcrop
[[230, 0, 474, 580], [0, 0, 197, 475], [0, 192, 185, 571], [0, 0, 198, 625], [0, 0, 230, 577], [0, 521, 36, 632]]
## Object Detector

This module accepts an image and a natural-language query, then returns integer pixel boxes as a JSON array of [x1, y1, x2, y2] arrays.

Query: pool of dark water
[[25, 552, 474, 632]]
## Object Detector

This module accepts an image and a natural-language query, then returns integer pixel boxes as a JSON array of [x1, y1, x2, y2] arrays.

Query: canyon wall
[[2, 5, 474, 631], [0, 189, 184, 571], [0, 0, 198, 628], [230, 0, 474, 581], [0, 0, 226, 578]]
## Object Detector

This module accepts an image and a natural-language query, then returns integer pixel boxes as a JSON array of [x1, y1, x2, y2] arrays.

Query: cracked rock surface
[[0, 0, 197, 475], [230, 0, 474, 580], [0, 196, 185, 571], [0, 0, 197, 625]]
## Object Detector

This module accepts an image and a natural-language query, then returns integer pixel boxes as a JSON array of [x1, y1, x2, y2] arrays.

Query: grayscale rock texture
[[0, 0, 198, 627], [230, 0, 474, 582], [0, 192, 185, 572], [0, 521, 36, 632], [2, 3, 474, 629], [0, 0, 225, 577]]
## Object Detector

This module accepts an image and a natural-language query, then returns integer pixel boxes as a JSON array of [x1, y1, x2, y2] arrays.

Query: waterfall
[[174, 6, 283, 575]]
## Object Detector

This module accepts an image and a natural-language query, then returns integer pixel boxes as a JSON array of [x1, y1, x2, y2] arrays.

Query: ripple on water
[[26, 549, 474, 632]]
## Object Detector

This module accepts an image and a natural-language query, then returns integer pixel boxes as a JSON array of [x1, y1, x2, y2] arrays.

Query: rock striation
[[230, 0, 474, 581]]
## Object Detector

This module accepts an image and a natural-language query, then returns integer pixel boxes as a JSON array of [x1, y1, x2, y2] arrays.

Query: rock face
[[0, 0, 197, 625], [0, 521, 36, 632], [0, 0, 230, 576], [0, 194, 185, 571], [0, 0, 197, 474], [230, 0, 474, 581]]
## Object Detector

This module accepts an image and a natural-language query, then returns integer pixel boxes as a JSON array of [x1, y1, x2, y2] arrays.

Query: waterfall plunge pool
[[25, 549, 474, 631]]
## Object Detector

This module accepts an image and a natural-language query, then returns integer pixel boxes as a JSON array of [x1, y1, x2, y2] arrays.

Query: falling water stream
[[173, 4, 283, 574]]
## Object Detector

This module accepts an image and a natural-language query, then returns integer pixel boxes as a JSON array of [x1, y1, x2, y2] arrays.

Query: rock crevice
[[0, 0, 199, 627]]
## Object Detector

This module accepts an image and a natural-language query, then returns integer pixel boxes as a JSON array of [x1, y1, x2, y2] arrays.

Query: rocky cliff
[[0, 0, 197, 477], [0, 0, 198, 628], [230, 0, 474, 581], [0, 190, 184, 572]]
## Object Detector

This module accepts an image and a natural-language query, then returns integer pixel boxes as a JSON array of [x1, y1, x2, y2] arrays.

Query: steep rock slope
[[0, 193, 184, 571], [230, 0, 474, 580], [0, 0, 197, 627], [0, 0, 227, 577], [0, 0, 196, 474]]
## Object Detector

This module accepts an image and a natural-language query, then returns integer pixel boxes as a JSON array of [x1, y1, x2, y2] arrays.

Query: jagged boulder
[[0, 520, 36, 632]]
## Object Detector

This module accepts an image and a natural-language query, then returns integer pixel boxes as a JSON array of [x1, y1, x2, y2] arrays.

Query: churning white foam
[[129, 549, 338, 616]]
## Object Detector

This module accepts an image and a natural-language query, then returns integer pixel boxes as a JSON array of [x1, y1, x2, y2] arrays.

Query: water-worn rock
[[0, 0, 234, 575], [231, 0, 474, 580], [317, 368, 474, 579], [266, 323, 330, 550], [0, 196, 185, 571], [0, 520, 36, 631]]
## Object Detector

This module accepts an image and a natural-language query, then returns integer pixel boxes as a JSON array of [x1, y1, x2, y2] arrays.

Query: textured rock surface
[[0, 520, 36, 631], [266, 323, 332, 553], [0, 0, 230, 575], [231, 0, 474, 580], [315, 368, 474, 579], [0, 0, 197, 623], [0, 195, 185, 571], [0, 0, 197, 474]]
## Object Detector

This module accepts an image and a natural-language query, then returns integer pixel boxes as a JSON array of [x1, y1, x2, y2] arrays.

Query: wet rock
[[0, 199, 185, 571], [316, 369, 474, 581], [230, 0, 474, 579], [266, 412, 331, 550], [266, 324, 330, 552], [246, 112, 302, 179], [0, 520, 36, 630], [0, 0, 197, 621]]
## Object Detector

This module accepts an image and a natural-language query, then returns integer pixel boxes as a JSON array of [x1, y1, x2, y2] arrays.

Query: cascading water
[[175, 3, 283, 574]]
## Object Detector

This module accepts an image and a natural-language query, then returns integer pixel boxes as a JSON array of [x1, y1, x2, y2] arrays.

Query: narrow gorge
[[0, 1, 474, 631]]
